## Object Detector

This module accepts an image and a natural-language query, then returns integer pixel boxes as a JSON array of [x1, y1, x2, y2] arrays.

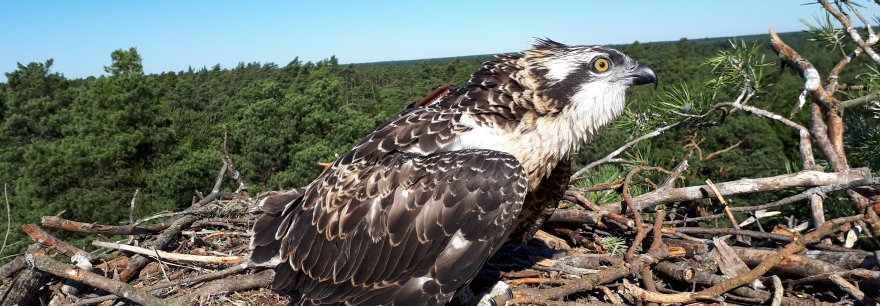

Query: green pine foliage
[[0, 31, 877, 257]]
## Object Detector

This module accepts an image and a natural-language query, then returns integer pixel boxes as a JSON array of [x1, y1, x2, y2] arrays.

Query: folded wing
[[250, 149, 528, 305]]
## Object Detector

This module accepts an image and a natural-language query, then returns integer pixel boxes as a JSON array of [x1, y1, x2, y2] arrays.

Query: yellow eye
[[592, 58, 611, 73]]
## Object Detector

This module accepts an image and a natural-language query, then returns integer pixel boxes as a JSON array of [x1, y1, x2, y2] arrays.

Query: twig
[[599, 286, 623, 305], [154, 248, 171, 281], [192, 161, 229, 208], [506, 278, 564, 286], [664, 227, 801, 243], [511, 263, 631, 304], [660, 154, 690, 189], [129, 188, 140, 227], [810, 104, 845, 171], [721, 102, 816, 169], [548, 208, 632, 229], [734, 246, 871, 277], [93, 240, 240, 265], [571, 122, 679, 178], [769, 29, 838, 109], [133, 210, 192, 227], [510, 247, 684, 303], [655, 260, 824, 306], [1, 184, 9, 256], [648, 210, 666, 253], [787, 268, 880, 287], [842, 89, 880, 108], [220, 154, 249, 199], [705, 178, 747, 244], [810, 194, 827, 235], [770, 275, 783, 306], [822, 0, 880, 64], [118, 214, 198, 282], [572, 180, 623, 192], [623, 167, 670, 259]]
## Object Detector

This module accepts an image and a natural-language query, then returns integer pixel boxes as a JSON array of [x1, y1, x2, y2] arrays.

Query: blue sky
[[1, 1, 876, 82]]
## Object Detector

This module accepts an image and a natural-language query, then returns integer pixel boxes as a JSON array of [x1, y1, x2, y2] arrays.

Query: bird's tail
[[248, 188, 304, 266]]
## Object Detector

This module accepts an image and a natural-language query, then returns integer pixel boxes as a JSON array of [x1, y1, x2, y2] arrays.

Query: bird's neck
[[506, 61, 627, 189], [454, 59, 627, 189]]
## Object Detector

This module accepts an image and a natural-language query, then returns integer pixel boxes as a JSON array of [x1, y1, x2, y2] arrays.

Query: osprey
[[249, 39, 657, 305]]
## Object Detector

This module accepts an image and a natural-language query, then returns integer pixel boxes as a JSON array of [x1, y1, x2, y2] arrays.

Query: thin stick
[[1, 184, 9, 256], [600, 286, 623, 305], [129, 188, 140, 227], [93, 241, 240, 265], [623, 166, 670, 259], [720, 102, 816, 169], [571, 122, 679, 178], [770, 275, 783, 306], [706, 179, 744, 243], [118, 214, 198, 282], [153, 248, 171, 282]]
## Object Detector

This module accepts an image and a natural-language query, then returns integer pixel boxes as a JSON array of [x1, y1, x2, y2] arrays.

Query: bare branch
[[29, 252, 162, 305], [571, 122, 679, 178], [22, 224, 97, 263], [608, 169, 871, 214], [93, 240, 241, 265], [1, 184, 9, 256], [41, 215, 171, 235], [842, 89, 880, 108], [665, 177, 880, 225]]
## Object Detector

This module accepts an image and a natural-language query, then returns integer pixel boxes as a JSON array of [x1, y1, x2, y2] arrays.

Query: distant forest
[[1, 31, 878, 255]]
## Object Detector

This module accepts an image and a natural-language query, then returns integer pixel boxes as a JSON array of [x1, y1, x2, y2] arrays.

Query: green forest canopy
[[1, 31, 879, 255]]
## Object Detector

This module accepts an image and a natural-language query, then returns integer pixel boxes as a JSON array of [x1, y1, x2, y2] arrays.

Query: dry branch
[[607, 169, 871, 213], [41, 215, 171, 235], [93, 240, 241, 265], [118, 214, 198, 282], [571, 122, 679, 178], [69, 265, 248, 306], [633, 216, 859, 303], [164, 269, 274, 306], [29, 252, 162, 305], [22, 224, 97, 262]]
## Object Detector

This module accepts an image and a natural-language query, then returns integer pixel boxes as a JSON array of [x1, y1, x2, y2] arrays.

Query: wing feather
[[250, 149, 527, 305]]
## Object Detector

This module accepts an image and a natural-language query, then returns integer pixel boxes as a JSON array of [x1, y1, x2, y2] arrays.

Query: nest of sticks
[[0, 154, 876, 306]]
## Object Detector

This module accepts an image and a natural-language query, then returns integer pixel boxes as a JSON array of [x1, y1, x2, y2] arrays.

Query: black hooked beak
[[625, 62, 658, 89]]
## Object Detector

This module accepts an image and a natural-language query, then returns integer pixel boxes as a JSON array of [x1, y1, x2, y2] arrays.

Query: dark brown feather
[[254, 150, 527, 305]]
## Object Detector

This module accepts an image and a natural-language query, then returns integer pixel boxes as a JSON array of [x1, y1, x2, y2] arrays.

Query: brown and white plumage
[[250, 39, 657, 305]]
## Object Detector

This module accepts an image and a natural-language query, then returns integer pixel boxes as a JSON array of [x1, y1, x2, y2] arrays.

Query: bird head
[[519, 38, 657, 113], [501, 39, 658, 168]]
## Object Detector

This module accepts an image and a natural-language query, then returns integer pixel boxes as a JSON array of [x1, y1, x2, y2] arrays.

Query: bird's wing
[[250, 149, 528, 305]]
